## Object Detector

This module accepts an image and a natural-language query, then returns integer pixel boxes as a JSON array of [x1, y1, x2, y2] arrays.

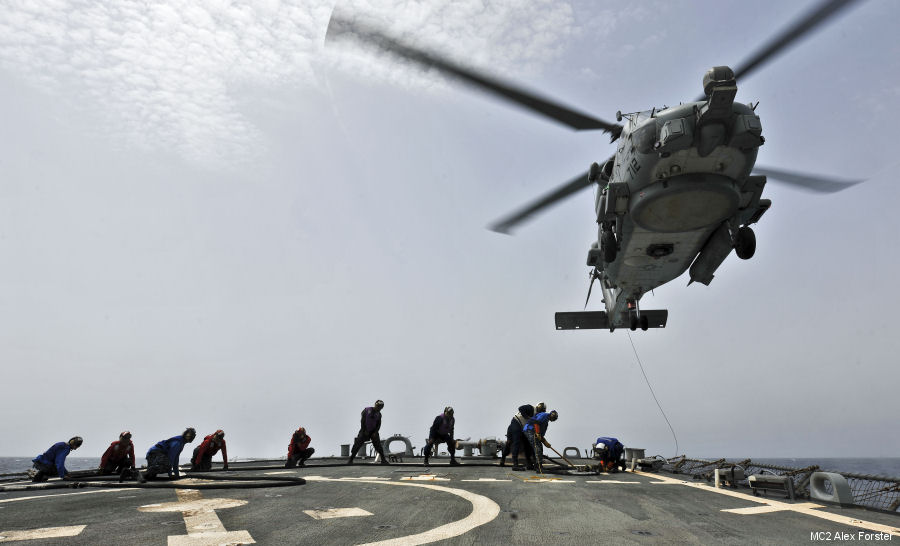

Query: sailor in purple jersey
[[423, 407, 459, 466], [347, 400, 389, 465]]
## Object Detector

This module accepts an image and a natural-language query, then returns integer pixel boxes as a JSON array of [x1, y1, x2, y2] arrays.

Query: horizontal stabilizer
[[555, 310, 668, 331]]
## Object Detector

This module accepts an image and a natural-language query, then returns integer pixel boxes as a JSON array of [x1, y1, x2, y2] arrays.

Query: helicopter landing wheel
[[640, 315, 649, 331], [601, 231, 617, 263], [630, 315, 638, 331], [734, 226, 756, 260]]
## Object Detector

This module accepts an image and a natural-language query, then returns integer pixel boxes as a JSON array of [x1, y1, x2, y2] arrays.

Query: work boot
[[379, 458, 390, 465], [346, 458, 354, 465], [31, 471, 47, 483], [499, 456, 506, 467], [449, 458, 461, 466], [512, 465, 526, 471]]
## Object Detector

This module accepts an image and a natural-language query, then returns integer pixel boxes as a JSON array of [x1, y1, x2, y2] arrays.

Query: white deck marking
[[139, 488, 255, 545], [399, 475, 450, 482], [722, 504, 821, 515], [263, 471, 295, 475], [0, 525, 86, 542], [305, 476, 500, 545], [460, 479, 512, 482], [303, 507, 373, 520], [635, 472, 900, 536], [585, 480, 641, 484], [0, 488, 135, 504], [523, 478, 575, 483]]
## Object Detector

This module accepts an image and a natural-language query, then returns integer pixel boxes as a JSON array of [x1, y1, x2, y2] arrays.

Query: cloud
[[0, 0, 575, 168]]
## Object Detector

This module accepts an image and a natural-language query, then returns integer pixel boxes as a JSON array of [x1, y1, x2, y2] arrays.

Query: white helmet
[[595, 442, 607, 451]]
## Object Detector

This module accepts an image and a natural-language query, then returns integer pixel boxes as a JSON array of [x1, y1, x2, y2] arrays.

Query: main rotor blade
[[326, 15, 622, 136], [489, 171, 593, 234], [732, 0, 863, 83], [753, 165, 862, 193]]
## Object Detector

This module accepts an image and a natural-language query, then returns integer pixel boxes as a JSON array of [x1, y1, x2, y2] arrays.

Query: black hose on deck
[[0, 474, 305, 492]]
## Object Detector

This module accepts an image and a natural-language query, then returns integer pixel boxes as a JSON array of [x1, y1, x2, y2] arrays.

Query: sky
[[1, 0, 898, 461]]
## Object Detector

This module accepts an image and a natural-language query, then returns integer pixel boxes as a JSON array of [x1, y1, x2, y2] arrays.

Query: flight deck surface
[[1, 459, 898, 545]]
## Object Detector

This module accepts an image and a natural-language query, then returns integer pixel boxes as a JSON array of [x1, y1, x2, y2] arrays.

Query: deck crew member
[[347, 400, 389, 465], [424, 407, 459, 466], [143, 428, 196, 480], [523, 410, 558, 472], [285, 427, 315, 467], [191, 429, 228, 471], [501, 403, 540, 470], [99, 431, 135, 475], [31, 436, 82, 482], [593, 437, 626, 472]]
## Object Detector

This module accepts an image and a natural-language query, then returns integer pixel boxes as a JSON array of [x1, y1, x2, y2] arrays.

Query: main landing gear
[[627, 300, 649, 331]]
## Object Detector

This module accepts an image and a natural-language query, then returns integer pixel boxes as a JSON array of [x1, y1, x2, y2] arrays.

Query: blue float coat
[[33, 442, 71, 478], [524, 412, 553, 435], [595, 437, 625, 459], [147, 436, 188, 473]]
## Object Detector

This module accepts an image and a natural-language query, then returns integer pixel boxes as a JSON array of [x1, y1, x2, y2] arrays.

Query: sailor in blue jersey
[[347, 400, 389, 465], [523, 410, 558, 472], [593, 437, 626, 472], [142, 428, 196, 481], [31, 437, 83, 482], [423, 407, 458, 466]]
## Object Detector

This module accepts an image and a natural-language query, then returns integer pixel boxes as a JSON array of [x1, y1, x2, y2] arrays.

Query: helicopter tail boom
[[555, 310, 668, 332]]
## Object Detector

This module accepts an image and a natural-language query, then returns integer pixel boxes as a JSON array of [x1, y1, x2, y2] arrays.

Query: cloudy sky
[[1, 0, 898, 461]]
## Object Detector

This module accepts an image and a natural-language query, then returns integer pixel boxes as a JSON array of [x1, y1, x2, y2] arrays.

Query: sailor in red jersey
[[98, 431, 135, 475], [285, 427, 315, 468], [190, 429, 228, 471]]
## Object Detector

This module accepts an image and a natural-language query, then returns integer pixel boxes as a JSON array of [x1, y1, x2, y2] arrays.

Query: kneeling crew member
[[31, 436, 82, 482], [523, 410, 558, 473], [593, 437, 626, 472], [144, 428, 196, 480], [285, 427, 314, 467], [99, 431, 135, 475], [348, 400, 389, 465], [191, 429, 228, 471], [424, 406, 459, 466]]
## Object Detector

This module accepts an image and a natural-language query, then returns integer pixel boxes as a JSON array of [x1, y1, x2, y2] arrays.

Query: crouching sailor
[[191, 429, 228, 471], [523, 410, 558, 473], [347, 400, 389, 465], [99, 431, 135, 475], [31, 436, 82, 482], [593, 437, 626, 472], [424, 406, 459, 466], [285, 427, 314, 467], [143, 427, 196, 480]]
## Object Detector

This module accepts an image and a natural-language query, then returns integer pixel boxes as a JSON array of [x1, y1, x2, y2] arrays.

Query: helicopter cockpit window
[[631, 119, 658, 154]]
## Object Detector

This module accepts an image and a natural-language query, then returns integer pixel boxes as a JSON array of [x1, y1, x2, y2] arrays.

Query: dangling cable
[[626, 331, 679, 457]]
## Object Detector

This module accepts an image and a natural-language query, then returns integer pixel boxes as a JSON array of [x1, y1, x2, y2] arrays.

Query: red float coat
[[195, 435, 228, 464], [287, 429, 311, 459], [100, 440, 135, 468]]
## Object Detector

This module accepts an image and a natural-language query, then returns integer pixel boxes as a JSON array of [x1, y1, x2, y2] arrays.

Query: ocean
[[3, 456, 900, 478]]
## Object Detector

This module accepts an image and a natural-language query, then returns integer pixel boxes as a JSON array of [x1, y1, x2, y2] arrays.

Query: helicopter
[[326, 0, 864, 332]]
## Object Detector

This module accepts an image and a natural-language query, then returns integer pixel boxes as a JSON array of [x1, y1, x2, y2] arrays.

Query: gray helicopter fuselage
[[593, 100, 768, 326]]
